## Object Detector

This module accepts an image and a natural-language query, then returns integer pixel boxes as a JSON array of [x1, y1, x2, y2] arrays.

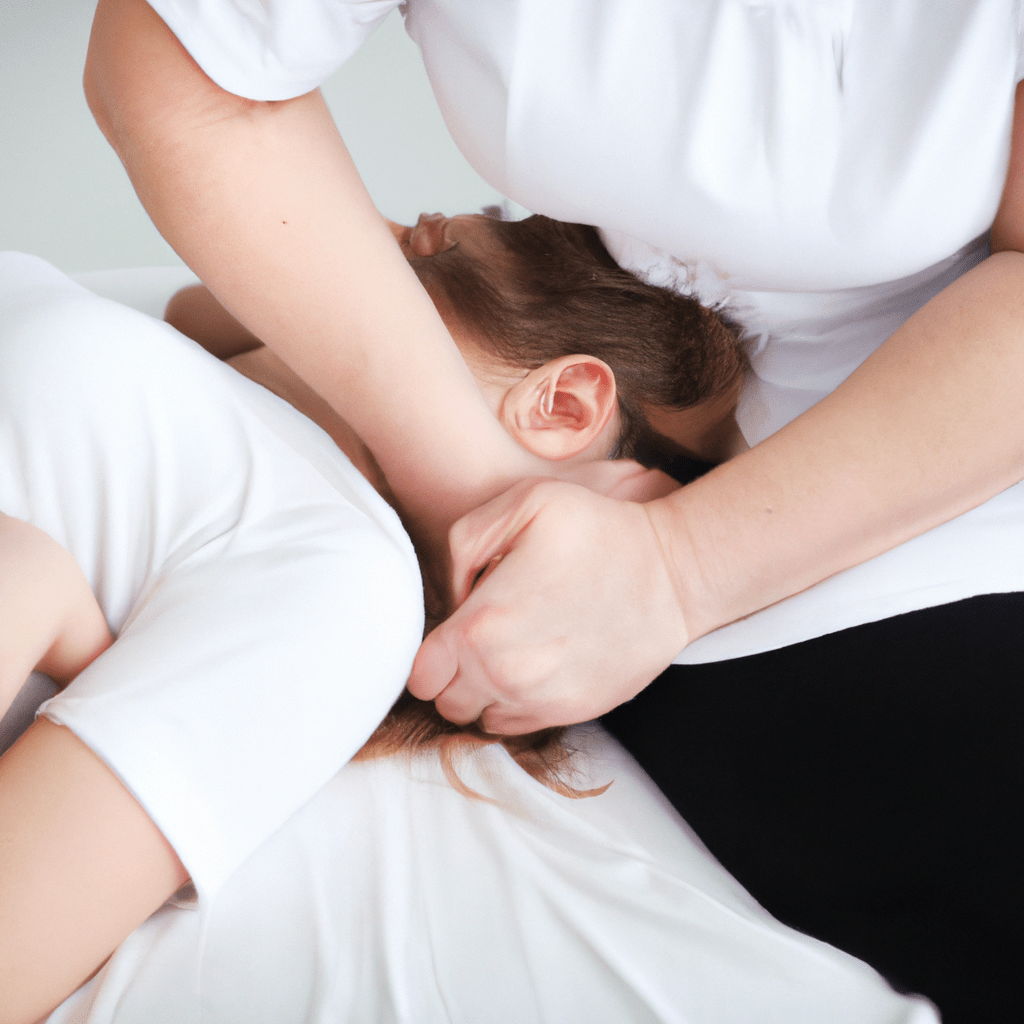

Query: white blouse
[[48, 725, 940, 1024], [144, 0, 1024, 660]]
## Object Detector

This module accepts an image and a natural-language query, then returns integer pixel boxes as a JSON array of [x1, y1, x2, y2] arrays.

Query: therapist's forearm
[[85, 0, 540, 539], [651, 250, 1024, 642]]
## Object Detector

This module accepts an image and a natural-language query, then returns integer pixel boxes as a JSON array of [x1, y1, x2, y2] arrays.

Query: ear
[[500, 355, 619, 461]]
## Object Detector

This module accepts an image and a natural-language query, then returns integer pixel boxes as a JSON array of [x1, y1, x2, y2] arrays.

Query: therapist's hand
[[407, 468, 690, 734]]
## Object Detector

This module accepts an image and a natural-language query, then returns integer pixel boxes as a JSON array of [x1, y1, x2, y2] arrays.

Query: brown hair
[[353, 690, 609, 801], [358, 215, 746, 797], [409, 214, 746, 461]]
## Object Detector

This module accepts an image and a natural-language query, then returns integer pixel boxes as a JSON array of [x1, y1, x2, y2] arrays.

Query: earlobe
[[501, 355, 618, 461]]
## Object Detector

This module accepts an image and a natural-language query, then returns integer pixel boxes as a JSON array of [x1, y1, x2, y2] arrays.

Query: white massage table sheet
[[49, 724, 937, 1024]]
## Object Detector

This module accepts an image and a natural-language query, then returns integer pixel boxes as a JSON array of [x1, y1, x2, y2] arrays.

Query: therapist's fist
[[406, 474, 690, 735]]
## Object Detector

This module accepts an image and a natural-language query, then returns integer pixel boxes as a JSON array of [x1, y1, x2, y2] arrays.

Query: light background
[[0, 0, 517, 272]]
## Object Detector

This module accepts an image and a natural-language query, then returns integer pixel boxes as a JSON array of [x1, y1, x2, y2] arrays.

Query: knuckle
[[436, 695, 475, 726], [458, 603, 502, 651], [448, 515, 472, 553]]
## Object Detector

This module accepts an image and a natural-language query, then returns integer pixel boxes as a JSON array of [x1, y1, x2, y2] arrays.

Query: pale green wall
[[0, 1, 516, 272]]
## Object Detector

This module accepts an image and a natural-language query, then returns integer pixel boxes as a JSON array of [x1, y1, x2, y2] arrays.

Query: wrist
[[642, 469, 758, 646], [643, 490, 716, 648]]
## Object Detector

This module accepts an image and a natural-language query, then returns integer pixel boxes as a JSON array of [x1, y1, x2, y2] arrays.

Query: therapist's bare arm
[[411, 84, 1024, 732], [0, 513, 113, 716], [85, 0, 541, 554], [0, 720, 189, 1024]]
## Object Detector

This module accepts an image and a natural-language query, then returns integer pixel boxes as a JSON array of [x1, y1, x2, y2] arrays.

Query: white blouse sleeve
[[145, 0, 404, 99]]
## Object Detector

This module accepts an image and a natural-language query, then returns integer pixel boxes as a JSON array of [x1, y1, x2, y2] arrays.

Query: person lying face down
[[167, 210, 749, 791], [170, 211, 747, 473], [0, 240, 927, 1024]]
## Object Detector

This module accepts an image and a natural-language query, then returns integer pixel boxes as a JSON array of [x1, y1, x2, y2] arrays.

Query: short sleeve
[[146, 0, 404, 100], [44, 519, 422, 901], [0, 252, 423, 900]]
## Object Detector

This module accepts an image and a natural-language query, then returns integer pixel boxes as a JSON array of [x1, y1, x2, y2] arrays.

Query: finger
[[467, 551, 504, 594], [563, 459, 680, 502], [433, 683, 492, 727], [477, 705, 545, 736], [447, 478, 550, 607], [560, 459, 645, 496], [407, 624, 459, 701]]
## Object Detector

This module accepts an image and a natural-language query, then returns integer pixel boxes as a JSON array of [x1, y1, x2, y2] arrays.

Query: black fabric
[[602, 593, 1024, 1024], [639, 446, 715, 486]]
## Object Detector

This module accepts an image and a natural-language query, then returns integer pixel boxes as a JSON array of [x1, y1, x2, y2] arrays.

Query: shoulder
[[0, 253, 243, 456]]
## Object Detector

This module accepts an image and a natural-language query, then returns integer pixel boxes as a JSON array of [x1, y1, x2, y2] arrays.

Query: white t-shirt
[[0, 252, 423, 899], [47, 725, 940, 1024], [141, 0, 1024, 660]]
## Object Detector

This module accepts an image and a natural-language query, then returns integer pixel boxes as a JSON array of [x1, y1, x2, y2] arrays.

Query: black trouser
[[602, 593, 1024, 1024]]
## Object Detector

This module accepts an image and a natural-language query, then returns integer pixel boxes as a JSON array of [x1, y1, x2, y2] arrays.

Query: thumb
[[407, 621, 460, 701], [446, 477, 552, 607]]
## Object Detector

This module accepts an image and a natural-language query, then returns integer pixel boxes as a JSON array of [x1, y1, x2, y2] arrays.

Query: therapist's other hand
[[407, 472, 689, 734]]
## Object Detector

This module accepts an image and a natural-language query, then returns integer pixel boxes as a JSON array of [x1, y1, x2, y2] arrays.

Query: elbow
[[989, 223, 1024, 258], [83, 0, 267, 165], [81, 0, 201, 160], [83, 51, 114, 145], [82, 0, 135, 153]]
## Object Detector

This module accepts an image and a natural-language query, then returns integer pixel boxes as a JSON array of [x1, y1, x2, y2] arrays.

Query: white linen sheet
[[48, 723, 938, 1024]]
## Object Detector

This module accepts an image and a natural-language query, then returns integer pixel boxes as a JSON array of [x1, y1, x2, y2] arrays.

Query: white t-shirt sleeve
[[0, 253, 423, 899], [47, 526, 421, 901], [145, 0, 403, 99]]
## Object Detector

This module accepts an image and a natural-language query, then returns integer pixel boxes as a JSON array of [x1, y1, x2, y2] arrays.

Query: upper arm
[[165, 283, 264, 359], [0, 719, 188, 1024], [85, 0, 255, 156], [85, 0, 535, 536], [990, 80, 1024, 254], [0, 515, 113, 716]]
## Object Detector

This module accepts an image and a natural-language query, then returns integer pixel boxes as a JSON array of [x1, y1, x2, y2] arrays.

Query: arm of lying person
[[164, 282, 263, 360], [410, 85, 1024, 733], [0, 513, 113, 716], [0, 720, 190, 1024], [86, 0, 544, 555], [0, 519, 186, 1024]]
